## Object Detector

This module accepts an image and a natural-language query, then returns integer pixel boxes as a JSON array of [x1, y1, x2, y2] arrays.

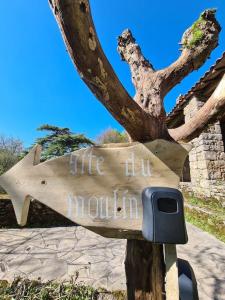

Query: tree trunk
[[125, 240, 165, 300], [49, 2, 222, 299]]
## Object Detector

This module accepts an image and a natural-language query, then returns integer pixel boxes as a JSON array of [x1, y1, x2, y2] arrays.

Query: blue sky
[[0, 1, 224, 147]]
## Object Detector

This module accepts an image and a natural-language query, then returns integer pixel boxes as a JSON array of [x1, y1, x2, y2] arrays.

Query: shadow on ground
[[0, 198, 75, 228]]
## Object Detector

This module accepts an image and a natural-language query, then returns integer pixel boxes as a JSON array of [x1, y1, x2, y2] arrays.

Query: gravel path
[[0, 224, 224, 299], [177, 224, 225, 300]]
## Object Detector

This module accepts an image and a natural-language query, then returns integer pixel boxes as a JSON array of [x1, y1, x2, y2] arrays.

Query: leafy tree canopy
[[27, 124, 93, 161], [0, 135, 23, 193], [96, 128, 129, 144], [0, 135, 23, 175]]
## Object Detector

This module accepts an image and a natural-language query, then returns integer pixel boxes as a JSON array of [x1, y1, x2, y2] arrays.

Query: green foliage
[[185, 208, 225, 243], [96, 128, 129, 144], [184, 194, 225, 242], [0, 136, 23, 175], [188, 17, 205, 48], [0, 278, 99, 300], [0, 278, 126, 300], [0, 150, 18, 176], [0, 136, 23, 193], [185, 194, 225, 214], [188, 29, 204, 48], [183, 9, 217, 49], [183, 16, 205, 49], [24, 124, 93, 162]]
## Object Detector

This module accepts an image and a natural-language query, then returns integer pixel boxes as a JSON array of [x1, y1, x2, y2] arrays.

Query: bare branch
[[117, 29, 167, 121], [116, 10, 221, 124], [117, 29, 155, 91], [169, 74, 225, 142], [161, 9, 221, 97], [49, 0, 165, 142]]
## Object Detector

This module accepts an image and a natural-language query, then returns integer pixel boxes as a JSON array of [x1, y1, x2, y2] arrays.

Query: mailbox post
[[142, 187, 199, 299]]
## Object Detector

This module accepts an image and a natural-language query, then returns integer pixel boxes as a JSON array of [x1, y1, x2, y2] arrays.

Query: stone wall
[[183, 96, 225, 200]]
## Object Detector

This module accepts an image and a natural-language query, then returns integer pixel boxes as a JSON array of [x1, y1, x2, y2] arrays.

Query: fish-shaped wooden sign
[[0, 139, 190, 239]]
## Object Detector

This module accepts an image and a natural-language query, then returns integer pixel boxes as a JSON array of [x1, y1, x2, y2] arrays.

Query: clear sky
[[0, 1, 224, 147]]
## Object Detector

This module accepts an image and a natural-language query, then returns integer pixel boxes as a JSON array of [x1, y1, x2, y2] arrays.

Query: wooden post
[[125, 241, 165, 300], [164, 245, 179, 300]]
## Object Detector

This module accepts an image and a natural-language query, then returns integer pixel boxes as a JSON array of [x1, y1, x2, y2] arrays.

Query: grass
[[184, 194, 225, 243], [0, 278, 126, 300], [184, 194, 225, 214]]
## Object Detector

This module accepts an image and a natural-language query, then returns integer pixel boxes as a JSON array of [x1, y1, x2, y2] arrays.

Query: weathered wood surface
[[0, 139, 190, 239], [164, 244, 179, 300]]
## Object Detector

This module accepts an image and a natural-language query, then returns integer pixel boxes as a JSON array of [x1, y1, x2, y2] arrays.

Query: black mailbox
[[142, 187, 188, 244]]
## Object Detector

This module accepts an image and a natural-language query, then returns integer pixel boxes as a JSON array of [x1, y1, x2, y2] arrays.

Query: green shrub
[[96, 128, 129, 144]]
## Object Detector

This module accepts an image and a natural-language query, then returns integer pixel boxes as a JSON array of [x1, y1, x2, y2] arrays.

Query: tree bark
[[49, 0, 168, 142], [160, 9, 221, 96], [49, 2, 222, 299], [125, 240, 165, 300], [169, 73, 225, 142]]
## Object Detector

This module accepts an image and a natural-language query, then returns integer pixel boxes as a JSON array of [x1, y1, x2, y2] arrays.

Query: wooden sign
[[0, 139, 190, 239]]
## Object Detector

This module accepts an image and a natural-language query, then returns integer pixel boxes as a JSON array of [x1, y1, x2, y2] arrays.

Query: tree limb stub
[[161, 9, 221, 96], [117, 29, 166, 120], [117, 29, 155, 91], [117, 10, 221, 118], [49, 0, 166, 142], [169, 73, 225, 142]]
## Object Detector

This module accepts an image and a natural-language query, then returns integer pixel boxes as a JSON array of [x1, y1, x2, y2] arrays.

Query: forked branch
[[169, 74, 225, 142], [49, 0, 164, 142], [50, 2, 222, 144], [117, 30, 166, 120], [117, 10, 221, 120]]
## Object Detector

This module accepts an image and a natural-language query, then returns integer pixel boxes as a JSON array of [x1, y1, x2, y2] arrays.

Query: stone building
[[167, 52, 225, 200]]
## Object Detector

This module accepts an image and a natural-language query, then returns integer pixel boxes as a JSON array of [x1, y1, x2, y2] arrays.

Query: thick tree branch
[[117, 10, 221, 121], [49, 0, 167, 142], [169, 73, 225, 142], [161, 9, 221, 96], [118, 29, 155, 91], [117, 30, 166, 120]]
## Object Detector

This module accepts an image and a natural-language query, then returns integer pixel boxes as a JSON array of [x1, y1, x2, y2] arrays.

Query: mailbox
[[142, 187, 188, 244]]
